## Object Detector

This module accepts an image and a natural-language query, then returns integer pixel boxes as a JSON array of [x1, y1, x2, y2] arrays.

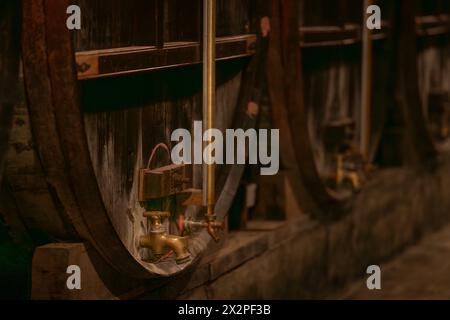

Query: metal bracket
[[138, 164, 192, 202]]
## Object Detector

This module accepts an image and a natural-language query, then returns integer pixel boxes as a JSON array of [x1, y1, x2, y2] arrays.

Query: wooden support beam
[[75, 35, 256, 80]]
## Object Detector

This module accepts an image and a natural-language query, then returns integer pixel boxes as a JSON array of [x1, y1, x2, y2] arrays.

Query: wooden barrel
[[9, 0, 270, 278], [416, 0, 450, 151], [4, 0, 446, 283], [268, 0, 394, 217], [0, 0, 21, 185], [385, 0, 439, 165]]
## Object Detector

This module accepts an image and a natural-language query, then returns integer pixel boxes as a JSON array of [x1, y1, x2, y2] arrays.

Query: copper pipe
[[361, 0, 374, 161], [203, 0, 216, 216]]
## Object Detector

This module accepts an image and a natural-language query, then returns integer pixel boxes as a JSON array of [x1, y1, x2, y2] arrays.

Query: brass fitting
[[205, 214, 224, 242], [184, 214, 224, 242], [176, 190, 224, 242], [323, 118, 364, 192], [335, 154, 362, 191], [139, 211, 190, 264]]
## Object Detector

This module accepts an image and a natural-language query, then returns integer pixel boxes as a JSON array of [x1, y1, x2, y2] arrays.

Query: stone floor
[[334, 224, 450, 300]]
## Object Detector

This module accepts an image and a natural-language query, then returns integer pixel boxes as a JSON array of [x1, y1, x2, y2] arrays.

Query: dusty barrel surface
[[13, 0, 270, 278]]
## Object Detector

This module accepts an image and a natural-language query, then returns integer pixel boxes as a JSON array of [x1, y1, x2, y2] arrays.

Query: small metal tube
[[203, 0, 216, 216]]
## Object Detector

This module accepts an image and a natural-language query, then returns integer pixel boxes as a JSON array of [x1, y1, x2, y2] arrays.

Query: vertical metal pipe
[[203, 0, 216, 216], [361, 0, 373, 161]]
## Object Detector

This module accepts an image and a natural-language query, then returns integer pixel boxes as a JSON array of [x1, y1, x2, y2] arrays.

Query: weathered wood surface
[[267, 0, 431, 218], [392, 0, 437, 164], [267, 0, 383, 218], [72, 1, 257, 80], [72, 0, 252, 51], [0, 0, 21, 186], [416, 1, 450, 150], [299, 0, 361, 27], [303, 1, 394, 171]]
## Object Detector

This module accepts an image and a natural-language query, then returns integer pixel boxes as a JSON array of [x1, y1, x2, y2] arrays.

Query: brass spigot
[[175, 189, 224, 242], [324, 118, 364, 192], [204, 214, 224, 242], [335, 154, 362, 191], [184, 214, 224, 242], [178, 194, 224, 242], [139, 211, 191, 264]]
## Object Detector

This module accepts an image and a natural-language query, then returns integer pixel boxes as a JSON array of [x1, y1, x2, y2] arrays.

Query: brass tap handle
[[140, 210, 191, 264], [143, 211, 171, 232]]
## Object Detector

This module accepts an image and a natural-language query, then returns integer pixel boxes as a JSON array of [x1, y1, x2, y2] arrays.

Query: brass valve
[[143, 211, 170, 231], [335, 153, 362, 191], [139, 142, 224, 265], [323, 118, 364, 192], [177, 189, 224, 242], [184, 214, 224, 242], [139, 211, 191, 265]]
